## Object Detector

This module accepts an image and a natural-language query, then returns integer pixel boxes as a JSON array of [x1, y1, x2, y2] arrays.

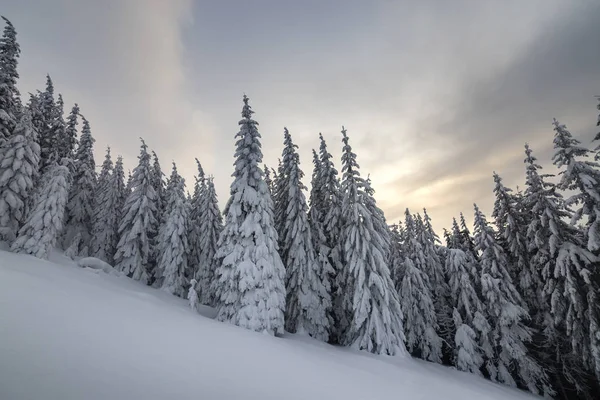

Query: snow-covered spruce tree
[[551, 122, 600, 382], [364, 176, 391, 259], [400, 209, 442, 362], [492, 172, 539, 311], [308, 148, 335, 330], [213, 95, 286, 335], [63, 116, 96, 255], [0, 16, 21, 143], [338, 127, 406, 355], [37, 75, 59, 172], [263, 164, 274, 196], [524, 143, 598, 396], [156, 164, 188, 298], [273, 133, 292, 251], [0, 111, 40, 241], [318, 132, 345, 342], [195, 176, 222, 306], [593, 96, 600, 161], [473, 204, 552, 396], [114, 139, 157, 284], [187, 158, 206, 286], [52, 94, 68, 160], [419, 210, 454, 360], [277, 127, 330, 341], [61, 103, 79, 160], [91, 148, 125, 265], [388, 222, 406, 286], [147, 150, 166, 282], [11, 160, 70, 259]]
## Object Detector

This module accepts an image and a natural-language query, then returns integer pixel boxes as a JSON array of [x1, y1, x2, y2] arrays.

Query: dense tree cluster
[[1, 17, 599, 399]]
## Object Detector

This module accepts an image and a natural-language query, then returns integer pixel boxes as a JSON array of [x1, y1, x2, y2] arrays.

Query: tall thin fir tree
[[388, 222, 406, 287], [53, 94, 68, 160], [278, 127, 330, 341], [156, 164, 188, 298], [0, 16, 21, 142], [338, 127, 406, 355], [524, 143, 597, 397], [63, 116, 96, 255], [11, 160, 70, 259], [147, 150, 166, 281], [114, 139, 157, 284], [91, 148, 125, 265], [318, 132, 344, 342], [188, 158, 206, 285], [263, 164, 274, 196], [37, 75, 59, 172], [196, 176, 222, 306], [213, 95, 286, 335], [473, 204, 553, 396], [551, 120, 600, 383], [308, 148, 335, 330], [61, 103, 79, 160], [0, 111, 40, 241], [400, 209, 443, 363], [492, 172, 538, 312]]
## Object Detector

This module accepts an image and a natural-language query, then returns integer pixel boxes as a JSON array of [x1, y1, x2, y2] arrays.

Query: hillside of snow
[[0, 248, 537, 400]]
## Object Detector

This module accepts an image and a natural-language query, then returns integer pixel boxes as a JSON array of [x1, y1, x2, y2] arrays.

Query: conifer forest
[[1, 15, 600, 400]]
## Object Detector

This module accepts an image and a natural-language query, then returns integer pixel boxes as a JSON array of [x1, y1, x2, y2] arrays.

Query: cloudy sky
[[3, 0, 600, 233]]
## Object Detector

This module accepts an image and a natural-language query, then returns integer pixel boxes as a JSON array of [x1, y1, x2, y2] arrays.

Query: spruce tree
[[114, 139, 157, 284], [63, 116, 96, 255], [0, 111, 40, 241], [187, 158, 206, 286], [263, 164, 274, 196], [61, 103, 79, 160], [213, 95, 286, 335], [524, 143, 597, 395], [37, 75, 59, 171], [53, 94, 68, 160], [0, 16, 20, 142], [91, 148, 125, 265], [318, 132, 344, 342], [11, 161, 70, 259], [338, 127, 406, 355], [473, 204, 552, 395], [147, 150, 165, 281], [278, 127, 330, 341], [389, 222, 406, 286], [400, 209, 443, 362], [196, 176, 222, 306], [157, 164, 188, 298]]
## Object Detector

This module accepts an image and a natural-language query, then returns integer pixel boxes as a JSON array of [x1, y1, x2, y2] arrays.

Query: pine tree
[[338, 127, 406, 355], [63, 116, 96, 255], [147, 150, 165, 281], [492, 172, 538, 311], [61, 103, 79, 160], [318, 132, 344, 342], [389, 222, 406, 286], [524, 143, 597, 395], [91, 148, 125, 265], [0, 111, 40, 241], [278, 127, 330, 341], [213, 95, 286, 335], [157, 163, 188, 298], [11, 161, 70, 259], [187, 158, 206, 287], [308, 147, 335, 331], [37, 75, 59, 171], [263, 164, 274, 196], [196, 176, 222, 306], [53, 94, 68, 160], [473, 203, 552, 395], [114, 139, 157, 284], [0, 16, 21, 142], [400, 209, 443, 362]]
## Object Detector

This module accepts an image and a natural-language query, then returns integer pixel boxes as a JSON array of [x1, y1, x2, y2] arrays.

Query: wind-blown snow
[[0, 248, 537, 400]]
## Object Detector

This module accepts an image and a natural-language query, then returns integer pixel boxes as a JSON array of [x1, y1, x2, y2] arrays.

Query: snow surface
[[0, 247, 538, 400]]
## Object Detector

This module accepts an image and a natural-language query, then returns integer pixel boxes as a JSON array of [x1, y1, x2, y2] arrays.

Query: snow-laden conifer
[[0, 111, 40, 242], [196, 176, 222, 306], [263, 164, 274, 196], [187, 159, 206, 285], [473, 204, 552, 395], [524, 142, 598, 393], [147, 150, 165, 280], [37, 75, 59, 171], [114, 139, 157, 284], [11, 161, 70, 259], [63, 116, 96, 255], [156, 164, 188, 298], [213, 95, 286, 335], [91, 149, 125, 265], [59, 102, 78, 160], [53, 94, 68, 160], [278, 127, 330, 341], [400, 209, 442, 362], [338, 127, 406, 355], [0, 16, 20, 142]]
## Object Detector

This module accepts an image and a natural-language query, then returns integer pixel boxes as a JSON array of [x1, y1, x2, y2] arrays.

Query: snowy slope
[[0, 248, 537, 400]]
